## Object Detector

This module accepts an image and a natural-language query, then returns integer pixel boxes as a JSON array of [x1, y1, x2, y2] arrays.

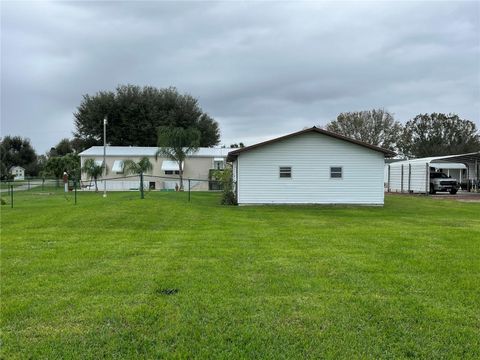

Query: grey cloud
[[1, 1, 479, 152]]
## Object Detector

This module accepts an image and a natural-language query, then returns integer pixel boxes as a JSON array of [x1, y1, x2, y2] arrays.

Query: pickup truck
[[429, 172, 459, 195]]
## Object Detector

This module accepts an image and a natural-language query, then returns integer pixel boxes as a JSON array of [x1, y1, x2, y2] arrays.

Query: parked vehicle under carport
[[429, 172, 459, 195]]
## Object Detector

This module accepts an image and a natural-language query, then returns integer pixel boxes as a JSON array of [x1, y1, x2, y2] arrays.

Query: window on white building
[[279, 166, 292, 178], [330, 166, 343, 179], [112, 160, 124, 174], [213, 158, 225, 170]]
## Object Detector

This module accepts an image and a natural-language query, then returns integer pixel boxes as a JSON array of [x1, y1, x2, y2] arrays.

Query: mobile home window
[[213, 158, 225, 170], [279, 166, 292, 178], [330, 166, 342, 179], [112, 160, 124, 174], [165, 170, 180, 175]]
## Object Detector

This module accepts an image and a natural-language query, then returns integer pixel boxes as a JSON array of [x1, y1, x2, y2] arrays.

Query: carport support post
[[400, 165, 404, 193], [387, 165, 391, 192], [467, 165, 470, 192], [140, 172, 144, 199], [188, 179, 191, 202], [425, 163, 430, 195], [408, 164, 411, 192], [476, 160, 479, 192]]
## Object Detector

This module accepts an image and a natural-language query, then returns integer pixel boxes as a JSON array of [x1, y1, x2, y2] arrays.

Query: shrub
[[212, 167, 237, 205]]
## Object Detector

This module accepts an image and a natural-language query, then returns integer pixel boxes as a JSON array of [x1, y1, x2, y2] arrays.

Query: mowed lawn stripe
[[1, 191, 479, 359]]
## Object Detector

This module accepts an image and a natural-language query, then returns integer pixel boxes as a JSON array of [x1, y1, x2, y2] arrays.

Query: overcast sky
[[1, 1, 479, 153]]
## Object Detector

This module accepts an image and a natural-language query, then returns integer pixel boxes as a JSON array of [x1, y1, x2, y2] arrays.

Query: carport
[[386, 151, 480, 194]]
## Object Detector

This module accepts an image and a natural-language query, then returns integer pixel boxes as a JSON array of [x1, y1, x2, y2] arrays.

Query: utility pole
[[103, 116, 107, 198]]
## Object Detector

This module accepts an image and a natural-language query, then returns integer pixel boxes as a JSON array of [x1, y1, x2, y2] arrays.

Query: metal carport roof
[[412, 151, 480, 165], [393, 151, 480, 167]]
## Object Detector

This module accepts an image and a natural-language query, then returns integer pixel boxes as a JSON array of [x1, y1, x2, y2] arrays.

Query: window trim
[[112, 160, 125, 174], [164, 170, 180, 175], [330, 166, 343, 179], [279, 166, 292, 179], [213, 160, 225, 170]]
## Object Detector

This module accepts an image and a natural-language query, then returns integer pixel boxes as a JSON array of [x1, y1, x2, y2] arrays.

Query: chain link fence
[[1, 175, 225, 208]]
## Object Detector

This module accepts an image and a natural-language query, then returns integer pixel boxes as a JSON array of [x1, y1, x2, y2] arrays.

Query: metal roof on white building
[[79, 146, 230, 158]]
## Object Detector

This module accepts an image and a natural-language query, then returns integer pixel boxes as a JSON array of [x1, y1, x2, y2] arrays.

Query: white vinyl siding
[[236, 132, 385, 205]]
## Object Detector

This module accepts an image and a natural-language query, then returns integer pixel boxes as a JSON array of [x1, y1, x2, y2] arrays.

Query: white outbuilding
[[10, 166, 25, 181], [227, 127, 395, 205], [385, 152, 480, 194]]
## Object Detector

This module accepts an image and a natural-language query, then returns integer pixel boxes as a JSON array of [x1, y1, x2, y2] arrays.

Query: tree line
[[1, 85, 478, 181], [325, 110, 479, 157]]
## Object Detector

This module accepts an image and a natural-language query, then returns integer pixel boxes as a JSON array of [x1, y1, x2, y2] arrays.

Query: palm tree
[[123, 157, 153, 190], [156, 127, 200, 190], [82, 159, 105, 192]]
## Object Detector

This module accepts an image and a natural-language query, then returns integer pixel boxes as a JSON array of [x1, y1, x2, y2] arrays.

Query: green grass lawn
[[1, 191, 479, 359]]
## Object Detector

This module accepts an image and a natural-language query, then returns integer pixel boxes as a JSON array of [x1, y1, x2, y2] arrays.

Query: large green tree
[[48, 138, 75, 157], [325, 109, 402, 151], [400, 113, 480, 158], [156, 126, 200, 190], [73, 85, 220, 147], [0, 136, 39, 179], [44, 153, 81, 180]]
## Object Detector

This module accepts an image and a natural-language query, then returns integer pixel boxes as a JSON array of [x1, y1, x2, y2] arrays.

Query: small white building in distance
[[227, 127, 395, 205], [10, 166, 25, 181]]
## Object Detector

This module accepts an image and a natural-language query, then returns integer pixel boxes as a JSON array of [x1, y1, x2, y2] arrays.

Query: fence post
[[140, 172, 144, 199], [188, 179, 191, 202], [42, 178, 45, 191], [28, 179, 30, 190], [10, 185, 13, 208], [74, 180, 77, 205]]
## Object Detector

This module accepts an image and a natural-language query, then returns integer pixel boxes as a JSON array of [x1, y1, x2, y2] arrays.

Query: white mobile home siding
[[236, 132, 385, 204]]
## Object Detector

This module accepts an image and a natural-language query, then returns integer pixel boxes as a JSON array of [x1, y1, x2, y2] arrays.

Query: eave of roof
[[227, 126, 396, 161]]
